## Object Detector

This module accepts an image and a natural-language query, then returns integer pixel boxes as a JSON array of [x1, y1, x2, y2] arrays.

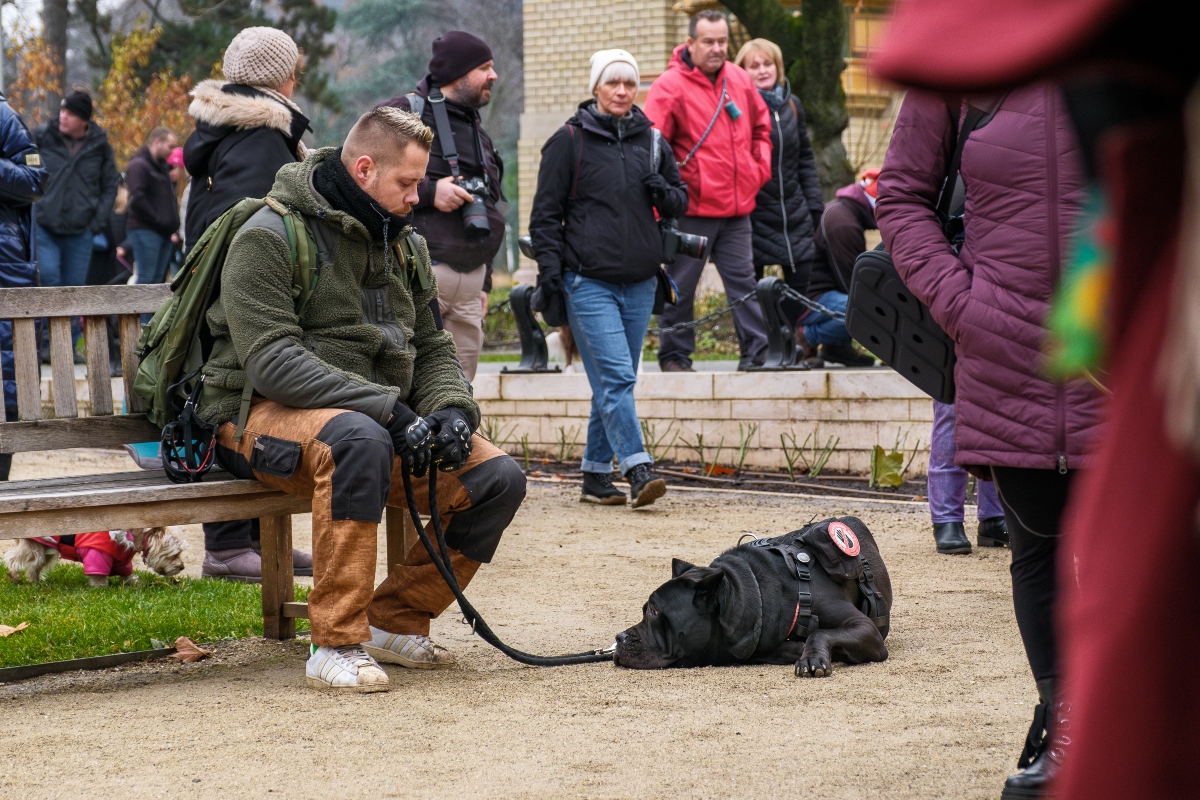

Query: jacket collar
[[673, 44, 725, 85], [572, 101, 652, 141], [188, 79, 309, 137]]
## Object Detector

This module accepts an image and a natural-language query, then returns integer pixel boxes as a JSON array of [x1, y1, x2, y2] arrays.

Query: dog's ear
[[714, 558, 763, 660], [671, 558, 698, 578]]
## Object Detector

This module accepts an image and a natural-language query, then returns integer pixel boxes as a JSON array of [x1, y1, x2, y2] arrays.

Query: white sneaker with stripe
[[305, 644, 390, 692], [362, 626, 454, 669]]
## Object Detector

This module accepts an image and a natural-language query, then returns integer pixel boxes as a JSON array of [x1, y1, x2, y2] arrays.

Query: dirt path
[[0, 451, 1031, 799]]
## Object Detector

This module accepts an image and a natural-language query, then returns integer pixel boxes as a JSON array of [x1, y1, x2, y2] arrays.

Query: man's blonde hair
[[734, 38, 785, 87], [343, 106, 434, 170]]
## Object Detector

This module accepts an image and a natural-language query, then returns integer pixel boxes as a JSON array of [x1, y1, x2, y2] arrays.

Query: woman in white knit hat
[[528, 48, 688, 509], [182, 26, 314, 582]]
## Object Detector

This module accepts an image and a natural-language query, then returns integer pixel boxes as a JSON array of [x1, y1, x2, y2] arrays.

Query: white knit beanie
[[589, 49, 640, 94], [223, 27, 300, 90]]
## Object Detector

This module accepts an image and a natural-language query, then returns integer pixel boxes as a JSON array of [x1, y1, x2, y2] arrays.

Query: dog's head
[[614, 557, 763, 669], [132, 527, 187, 576]]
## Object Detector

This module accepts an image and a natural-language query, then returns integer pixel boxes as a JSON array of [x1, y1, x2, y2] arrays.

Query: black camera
[[457, 176, 490, 240], [660, 218, 707, 264]]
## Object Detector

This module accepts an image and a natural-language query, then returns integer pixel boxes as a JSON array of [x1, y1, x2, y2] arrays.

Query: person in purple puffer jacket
[[876, 84, 1104, 799]]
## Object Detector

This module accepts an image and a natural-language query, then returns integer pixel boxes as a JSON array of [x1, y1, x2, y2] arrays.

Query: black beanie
[[61, 91, 93, 121], [428, 31, 493, 88]]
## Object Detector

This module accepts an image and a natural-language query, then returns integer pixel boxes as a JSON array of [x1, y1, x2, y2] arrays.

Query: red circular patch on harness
[[827, 521, 860, 557]]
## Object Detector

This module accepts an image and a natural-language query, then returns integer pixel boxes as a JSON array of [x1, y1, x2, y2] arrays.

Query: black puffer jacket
[[529, 102, 687, 285], [34, 118, 118, 236], [749, 83, 824, 277], [183, 80, 309, 249]]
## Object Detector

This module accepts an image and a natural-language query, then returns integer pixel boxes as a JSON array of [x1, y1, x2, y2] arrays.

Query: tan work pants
[[433, 261, 486, 380]]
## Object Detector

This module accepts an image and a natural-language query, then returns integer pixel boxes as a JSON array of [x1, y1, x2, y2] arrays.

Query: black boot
[[580, 471, 627, 505], [1002, 679, 1064, 800], [932, 521, 972, 554], [977, 516, 1010, 548], [625, 463, 666, 509], [817, 343, 877, 368]]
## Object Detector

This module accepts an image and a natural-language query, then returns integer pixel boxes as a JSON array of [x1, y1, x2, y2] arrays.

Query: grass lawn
[[0, 563, 309, 668]]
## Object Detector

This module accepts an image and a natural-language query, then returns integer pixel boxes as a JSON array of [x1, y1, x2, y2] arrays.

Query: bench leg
[[385, 506, 407, 573], [260, 515, 296, 640]]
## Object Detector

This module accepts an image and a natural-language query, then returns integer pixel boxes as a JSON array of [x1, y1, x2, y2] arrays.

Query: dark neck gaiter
[[312, 149, 406, 244]]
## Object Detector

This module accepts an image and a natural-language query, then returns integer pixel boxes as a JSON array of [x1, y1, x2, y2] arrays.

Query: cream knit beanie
[[223, 27, 300, 90], [589, 49, 640, 94]]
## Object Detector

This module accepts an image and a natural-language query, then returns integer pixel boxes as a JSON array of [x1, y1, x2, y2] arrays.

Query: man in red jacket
[[644, 10, 773, 371]]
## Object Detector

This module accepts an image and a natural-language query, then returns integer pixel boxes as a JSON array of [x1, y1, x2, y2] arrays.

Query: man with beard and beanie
[[644, 10, 773, 372], [183, 26, 314, 583], [197, 106, 526, 692], [378, 30, 505, 381]]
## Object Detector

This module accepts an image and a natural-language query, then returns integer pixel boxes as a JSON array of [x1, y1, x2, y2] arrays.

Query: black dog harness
[[749, 520, 889, 641]]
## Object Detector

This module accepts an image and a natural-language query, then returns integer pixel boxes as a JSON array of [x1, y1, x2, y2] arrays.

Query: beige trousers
[[433, 261, 486, 380]]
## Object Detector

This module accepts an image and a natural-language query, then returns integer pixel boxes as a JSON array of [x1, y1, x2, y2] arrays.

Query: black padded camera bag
[[846, 100, 998, 404]]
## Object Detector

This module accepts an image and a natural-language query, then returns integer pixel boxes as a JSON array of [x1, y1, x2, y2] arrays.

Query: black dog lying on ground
[[614, 517, 892, 677]]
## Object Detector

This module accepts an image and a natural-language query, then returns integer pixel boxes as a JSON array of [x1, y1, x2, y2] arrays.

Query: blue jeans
[[928, 400, 1004, 523], [128, 228, 174, 286], [35, 226, 93, 287], [802, 290, 853, 347], [564, 272, 656, 475]]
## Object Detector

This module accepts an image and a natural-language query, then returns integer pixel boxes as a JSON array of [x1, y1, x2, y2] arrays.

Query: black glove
[[643, 171, 671, 210], [531, 264, 569, 327], [384, 401, 433, 477], [427, 407, 476, 471]]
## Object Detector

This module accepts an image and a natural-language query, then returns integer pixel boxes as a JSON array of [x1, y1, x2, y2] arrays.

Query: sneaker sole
[[305, 675, 390, 692], [581, 493, 627, 506], [631, 478, 667, 509], [362, 643, 454, 670]]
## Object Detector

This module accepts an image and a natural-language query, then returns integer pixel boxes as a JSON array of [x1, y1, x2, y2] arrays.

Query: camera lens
[[462, 194, 490, 240]]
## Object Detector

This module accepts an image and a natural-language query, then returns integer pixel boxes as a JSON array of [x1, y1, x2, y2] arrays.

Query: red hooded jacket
[[644, 45, 773, 218]]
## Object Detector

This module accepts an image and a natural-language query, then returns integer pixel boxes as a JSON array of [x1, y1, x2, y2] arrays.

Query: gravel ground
[[0, 450, 1031, 799]]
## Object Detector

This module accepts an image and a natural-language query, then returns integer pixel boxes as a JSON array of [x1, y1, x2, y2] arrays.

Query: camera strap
[[427, 87, 463, 180], [677, 74, 728, 170]]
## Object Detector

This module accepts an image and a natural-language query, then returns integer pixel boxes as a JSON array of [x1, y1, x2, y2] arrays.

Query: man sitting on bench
[[196, 107, 526, 693]]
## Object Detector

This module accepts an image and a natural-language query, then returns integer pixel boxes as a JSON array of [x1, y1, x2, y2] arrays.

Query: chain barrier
[[780, 285, 846, 321], [486, 297, 512, 317], [647, 290, 755, 336]]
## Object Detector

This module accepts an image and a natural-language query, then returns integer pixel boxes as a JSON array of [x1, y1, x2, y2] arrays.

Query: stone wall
[[475, 368, 933, 475]]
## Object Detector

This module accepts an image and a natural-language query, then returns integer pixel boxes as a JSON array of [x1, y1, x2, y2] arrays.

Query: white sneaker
[[305, 644, 390, 692], [362, 626, 454, 669]]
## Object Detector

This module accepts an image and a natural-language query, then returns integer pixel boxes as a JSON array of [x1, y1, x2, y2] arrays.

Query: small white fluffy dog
[[5, 527, 187, 586]]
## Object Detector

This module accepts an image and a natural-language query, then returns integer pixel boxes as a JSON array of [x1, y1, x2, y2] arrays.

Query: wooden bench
[[0, 285, 410, 640]]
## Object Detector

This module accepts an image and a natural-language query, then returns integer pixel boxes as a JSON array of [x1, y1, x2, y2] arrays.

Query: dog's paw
[[794, 655, 832, 678]]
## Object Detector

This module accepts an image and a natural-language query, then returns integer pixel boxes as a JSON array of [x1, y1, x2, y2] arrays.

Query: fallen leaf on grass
[[704, 464, 735, 476], [0, 622, 29, 637], [170, 637, 211, 663]]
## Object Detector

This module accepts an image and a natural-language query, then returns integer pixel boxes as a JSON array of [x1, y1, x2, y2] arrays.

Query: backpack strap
[[566, 124, 583, 200], [396, 232, 431, 292], [405, 92, 425, 119]]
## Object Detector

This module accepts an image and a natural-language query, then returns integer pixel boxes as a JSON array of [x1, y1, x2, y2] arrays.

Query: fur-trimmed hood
[[189, 79, 301, 135]]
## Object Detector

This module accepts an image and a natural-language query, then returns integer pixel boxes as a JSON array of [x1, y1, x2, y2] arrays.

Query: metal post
[[753, 277, 809, 370], [501, 283, 561, 375]]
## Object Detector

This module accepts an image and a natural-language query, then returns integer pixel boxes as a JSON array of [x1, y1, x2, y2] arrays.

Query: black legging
[[991, 467, 1075, 683]]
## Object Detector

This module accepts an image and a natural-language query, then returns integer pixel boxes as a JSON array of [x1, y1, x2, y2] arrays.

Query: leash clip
[[595, 642, 616, 656]]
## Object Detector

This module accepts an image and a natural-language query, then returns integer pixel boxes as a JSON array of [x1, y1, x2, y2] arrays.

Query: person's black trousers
[[991, 466, 1076, 683], [204, 519, 259, 551]]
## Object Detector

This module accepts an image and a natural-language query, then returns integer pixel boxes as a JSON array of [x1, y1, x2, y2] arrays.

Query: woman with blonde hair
[[734, 39, 862, 364]]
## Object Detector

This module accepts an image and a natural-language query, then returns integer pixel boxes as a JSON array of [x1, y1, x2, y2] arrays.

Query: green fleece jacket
[[198, 147, 477, 426]]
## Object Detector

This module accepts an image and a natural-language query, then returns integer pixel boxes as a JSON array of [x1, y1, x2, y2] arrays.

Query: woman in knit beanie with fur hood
[[182, 25, 315, 582]]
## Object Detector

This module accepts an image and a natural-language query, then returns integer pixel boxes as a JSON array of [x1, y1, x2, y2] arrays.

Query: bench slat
[[0, 415, 161, 453], [282, 602, 309, 619], [119, 314, 144, 413], [0, 470, 297, 514], [84, 316, 114, 415], [0, 493, 311, 539], [48, 317, 78, 418], [0, 285, 171, 318], [11, 318, 40, 422]]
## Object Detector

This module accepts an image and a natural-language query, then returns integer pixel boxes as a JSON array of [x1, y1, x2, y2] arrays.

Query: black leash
[[399, 469, 614, 667]]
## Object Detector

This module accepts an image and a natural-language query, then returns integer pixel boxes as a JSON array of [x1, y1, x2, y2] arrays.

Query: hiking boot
[[581, 471, 627, 505], [362, 627, 454, 669], [1002, 680, 1062, 800], [817, 343, 877, 368], [625, 464, 667, 509], [201, 547, 262, 583], [932, 522, 972, 554], [306, 644, 390, 692], [250, 541, 314, 576], [977, 516, 1010, 548], [660, 359, 694, 373]]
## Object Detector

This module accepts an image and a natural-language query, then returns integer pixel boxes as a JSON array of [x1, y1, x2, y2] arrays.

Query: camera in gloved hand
[[456, 175, 491, 240], [660, 218, 707, 264]]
